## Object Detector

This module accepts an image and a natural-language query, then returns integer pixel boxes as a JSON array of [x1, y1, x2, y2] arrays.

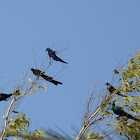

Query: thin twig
[[76, 84, 122, 140], [0, 77, 38, 139], [1, 99, 15, 140]]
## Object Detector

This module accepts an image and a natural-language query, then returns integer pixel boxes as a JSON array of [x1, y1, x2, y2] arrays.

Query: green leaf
[[13, 111, 19, 114], [114, 69, 119, 74], [32, 89, 39, 92], [2, 115, 7, 119], [35, 129, 46, 137], [44, 85, 47, 90], [28, 78, 33, 83]]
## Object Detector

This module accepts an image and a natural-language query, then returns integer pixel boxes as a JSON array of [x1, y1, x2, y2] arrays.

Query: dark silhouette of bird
[[0, 90, 20, 102], [112, 103, 140, 121], [31, 68, 62, 85], [105, 83, 126, 97], [0, 93, 12, 102], [46, 48, 68, 64]]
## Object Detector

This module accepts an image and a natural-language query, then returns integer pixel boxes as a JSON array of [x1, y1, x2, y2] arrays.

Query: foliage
[[8, 112, 30, 133], [0, 50, 140, 140], [76, 50, 140, 140], [112, 50, 140, 139], [100, 50, 140, 140]]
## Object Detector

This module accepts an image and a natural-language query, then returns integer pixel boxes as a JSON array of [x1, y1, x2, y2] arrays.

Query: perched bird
[[112, 103, 140, 121], [105, 83, 125, 97], [0, 93, 12, 102], [31, 68, 62, 85], [46, 48, 68, 64]]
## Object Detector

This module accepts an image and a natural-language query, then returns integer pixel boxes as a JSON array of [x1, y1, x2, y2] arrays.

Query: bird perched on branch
[[0, 93, 12, 102], [112, 102, 140, 121], [0, 90, 20, 102], [46, 48, 68, 64], [31, 68, 62, 85], [105, 83, 126, 97]]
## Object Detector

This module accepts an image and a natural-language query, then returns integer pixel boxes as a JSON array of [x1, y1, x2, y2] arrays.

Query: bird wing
[[51, 55, 68, 64], [41, 74, 53, 81], [41, 74, 62, 85], [0, 93, 12, 101]]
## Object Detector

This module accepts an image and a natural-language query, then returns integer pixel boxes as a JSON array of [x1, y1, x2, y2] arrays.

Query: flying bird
[[112, 102, 140, 121], [105, 83, 126, 97], [46, 48, 68, 64], [0, 93, 12, 102], [31, 68, 62, 85]]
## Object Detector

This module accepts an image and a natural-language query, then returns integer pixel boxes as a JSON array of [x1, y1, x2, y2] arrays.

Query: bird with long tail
[[46, 48, 68, 64], [105, 83, 126, 97], [112, 102, 140, 121], [31, 68, 62, 85]]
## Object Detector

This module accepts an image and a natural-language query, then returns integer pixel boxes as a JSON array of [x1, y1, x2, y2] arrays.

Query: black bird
[[46, 48, 68, 64], [31, 68, 62, 85], [105, 83, 125, 97], [0, 93, 12, 102], [112, 103, 140, 121]]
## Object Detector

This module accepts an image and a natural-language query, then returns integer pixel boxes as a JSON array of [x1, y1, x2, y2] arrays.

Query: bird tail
[[124, 113, 140, 121], [50, 80, 63, 85], [53, 56, 68, 64], [117, 92, 127, 97], [8, 94, 12, 97], [4, 94, 12, 101], [128, 115, 140, 121], [134, 118, 140, 121], [41, 74, 62, 85]]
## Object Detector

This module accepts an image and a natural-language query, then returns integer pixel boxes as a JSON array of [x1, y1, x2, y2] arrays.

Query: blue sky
[[0, 0, 140, 138]]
